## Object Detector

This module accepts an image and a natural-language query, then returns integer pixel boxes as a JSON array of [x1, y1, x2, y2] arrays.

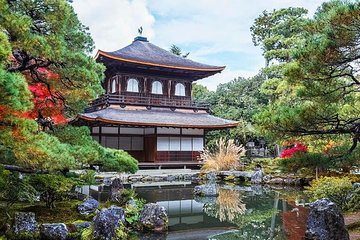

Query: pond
[[80, 181, 309, 240]]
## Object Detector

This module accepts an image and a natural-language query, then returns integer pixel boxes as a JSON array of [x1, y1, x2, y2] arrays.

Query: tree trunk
[[1, 164, 48, 174]]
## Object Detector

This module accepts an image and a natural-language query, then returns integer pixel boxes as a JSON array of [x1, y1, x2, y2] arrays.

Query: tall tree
[[0, 0, 138, 172], [192, 74, 268, 146], [250, 7, 308, 67], [254, 1, 360, 154]]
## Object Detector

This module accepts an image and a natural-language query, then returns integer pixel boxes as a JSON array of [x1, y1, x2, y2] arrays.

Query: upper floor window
[[110, 78, 117, 93], [127, 78, 139, 92], [151, 81, 163, 94], [175, 83, 186, 96]]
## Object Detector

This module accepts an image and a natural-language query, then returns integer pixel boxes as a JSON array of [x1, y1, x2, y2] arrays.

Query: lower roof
[[74, 107, 238, 129]]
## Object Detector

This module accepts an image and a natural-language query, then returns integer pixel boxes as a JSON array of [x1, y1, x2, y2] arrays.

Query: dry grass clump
[[201, 138, 245, 172]]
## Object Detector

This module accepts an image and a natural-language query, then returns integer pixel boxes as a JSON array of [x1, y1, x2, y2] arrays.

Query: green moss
[[80, 227, 93, 240], [6, 231, 39, 240], [67, 232, 82, 240], [0, 200, 86, 225], [115, 224, 128, 240]]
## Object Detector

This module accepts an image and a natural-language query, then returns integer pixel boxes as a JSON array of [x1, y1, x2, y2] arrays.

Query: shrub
[[101, 149, 138, 173], [125, 198, 145, 225], [306, 176, 353, 210], [26, 174, 76, 208], [201, 138, 245, 172], [280, 143, 307, 158], [278, 152, 332, 173], [346, 187, 360, 212], [79, 170, 96, 185], [0, 168, 37, 209]]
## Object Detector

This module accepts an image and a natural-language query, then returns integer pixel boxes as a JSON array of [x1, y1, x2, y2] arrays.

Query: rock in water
[[78, 198, 99, 215], [305, 198, 349, 240], [93, 207, 125, 240], [206, 172, 217, 183], [13, 212, 37, 235], [40, 223, 68, 240], [139, 203, 168, 232], [251, 167, 264, 184], [193, 184, 218, 197]]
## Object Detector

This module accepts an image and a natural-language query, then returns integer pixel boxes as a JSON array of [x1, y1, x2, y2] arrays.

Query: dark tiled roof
[[96, 37, 225, 71], [77, 107, 237, 129]]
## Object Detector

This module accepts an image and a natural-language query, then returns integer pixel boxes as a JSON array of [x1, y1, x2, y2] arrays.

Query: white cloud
[[72, 0, 155, 53], [72, 0, 327, 89]]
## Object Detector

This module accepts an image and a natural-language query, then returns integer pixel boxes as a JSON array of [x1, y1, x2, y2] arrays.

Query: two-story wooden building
[[73, 36, 237, 168]]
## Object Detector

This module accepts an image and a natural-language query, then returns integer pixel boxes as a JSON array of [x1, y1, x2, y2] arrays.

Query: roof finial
[[138, 26, 143, 36]]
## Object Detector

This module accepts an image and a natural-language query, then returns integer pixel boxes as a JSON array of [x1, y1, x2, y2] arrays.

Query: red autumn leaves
[[280, 143, 308, 158], [23, 67, 67, 124]]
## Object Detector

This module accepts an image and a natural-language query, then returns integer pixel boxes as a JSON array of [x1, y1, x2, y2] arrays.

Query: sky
[[72, 0, 326, 90]]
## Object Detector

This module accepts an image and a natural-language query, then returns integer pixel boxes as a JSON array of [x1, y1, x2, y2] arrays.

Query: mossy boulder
[[139, 203, 168, 233]]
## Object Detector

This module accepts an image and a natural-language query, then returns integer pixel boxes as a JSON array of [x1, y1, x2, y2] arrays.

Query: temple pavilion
[[73, 36, 237, 168]]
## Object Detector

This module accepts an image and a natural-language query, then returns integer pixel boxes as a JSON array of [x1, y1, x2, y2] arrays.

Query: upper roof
[[95, 36, 225, 72], [74, 107, 238, 129]]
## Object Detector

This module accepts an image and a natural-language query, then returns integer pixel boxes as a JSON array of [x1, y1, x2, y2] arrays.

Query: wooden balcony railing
[[85, 94, 210, 112]]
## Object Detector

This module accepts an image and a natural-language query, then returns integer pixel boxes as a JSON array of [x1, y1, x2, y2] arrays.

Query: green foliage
[[192, 73, 269, 147], [250, 7, 308, 66], [80, 227, 93, 240], [346, 187, 360, 212], [306, 176, 353, 210], [0, 168, 37, 208], [169, 44, 189, 58], [253, 1, 360, 155], [7, 231, 38, 240], [79, 170, 96, 185], [115, 224, 128, 240], [26, 174, 76, 208], [278, 152, 332, 174], [0, 68, 33, 112], [0, 0, 109, 172], [102, 149, 138, 173], [125, 198, 145, 225]]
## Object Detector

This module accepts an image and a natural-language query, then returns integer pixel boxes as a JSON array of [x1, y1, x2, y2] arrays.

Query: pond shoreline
[[93, 169, 311, 187]]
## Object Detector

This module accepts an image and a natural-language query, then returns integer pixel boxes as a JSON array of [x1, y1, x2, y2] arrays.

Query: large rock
[[139, 203, 168, 232], [13, 212, 37, 235], [305, 198, 349, 240], [251, 168, 264, 184], [108, 205, 126, 223], [78, 198, 99, 215], [110, 178, 124, 202], [93, 207, 125, 240], [40, 223, 68, 240], [193, 184, 218, 197]]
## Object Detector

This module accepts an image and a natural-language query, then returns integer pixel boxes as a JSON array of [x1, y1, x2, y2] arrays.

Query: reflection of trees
[[204, 187, 286, 240]]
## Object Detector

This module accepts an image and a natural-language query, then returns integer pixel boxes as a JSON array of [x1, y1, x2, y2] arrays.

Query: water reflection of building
[[134, 184, 235, 231]]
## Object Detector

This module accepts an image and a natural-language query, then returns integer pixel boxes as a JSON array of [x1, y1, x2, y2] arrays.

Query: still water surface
[[81, 182, 308, 240]]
